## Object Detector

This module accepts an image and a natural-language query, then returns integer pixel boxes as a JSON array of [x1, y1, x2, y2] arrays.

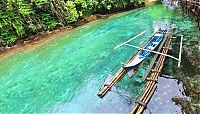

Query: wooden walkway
[[130, 34, 173, 114]]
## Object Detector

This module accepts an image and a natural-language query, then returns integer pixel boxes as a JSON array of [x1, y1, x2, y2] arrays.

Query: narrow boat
[[98, 25, 182, 98], [122, 29, 166, 76]]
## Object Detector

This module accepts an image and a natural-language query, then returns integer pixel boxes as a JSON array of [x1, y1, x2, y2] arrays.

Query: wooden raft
[[97, 51, 140, 98], [130, 34, 173, 114], [97, 37, 154, 98]]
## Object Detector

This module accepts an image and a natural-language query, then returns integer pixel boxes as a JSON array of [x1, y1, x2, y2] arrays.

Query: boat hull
[[123, 30, 166, 76]]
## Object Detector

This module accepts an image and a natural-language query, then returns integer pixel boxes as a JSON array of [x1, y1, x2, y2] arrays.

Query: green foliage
[[0, 0, 144, 46], [41, 14, 60, 30], [0, 29, 16, 46], [64, 1, 79, 23]]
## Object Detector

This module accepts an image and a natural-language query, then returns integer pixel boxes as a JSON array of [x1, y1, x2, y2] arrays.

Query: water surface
[[0, 3, 198, 113]]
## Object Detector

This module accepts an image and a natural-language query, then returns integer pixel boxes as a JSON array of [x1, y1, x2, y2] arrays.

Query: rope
[[135, 100, 147, 108]]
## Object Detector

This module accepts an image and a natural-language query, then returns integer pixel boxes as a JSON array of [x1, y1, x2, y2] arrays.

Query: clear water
[[143, 77, 186, 114], [0, 3, 198, 113]]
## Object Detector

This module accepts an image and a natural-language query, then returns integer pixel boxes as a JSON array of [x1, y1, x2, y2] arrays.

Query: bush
[[0, 0, 144, 46]]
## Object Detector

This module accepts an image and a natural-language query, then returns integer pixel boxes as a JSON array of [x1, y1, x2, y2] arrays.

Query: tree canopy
[[0, 0, 144, 46]]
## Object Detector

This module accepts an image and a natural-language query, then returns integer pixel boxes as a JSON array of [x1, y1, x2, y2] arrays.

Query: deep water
[[0, 3, 199, 113]]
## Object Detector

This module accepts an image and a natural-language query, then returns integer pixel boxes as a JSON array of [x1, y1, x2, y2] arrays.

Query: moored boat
[[123, 29, 167, 76], [97, 24, 183, 98]]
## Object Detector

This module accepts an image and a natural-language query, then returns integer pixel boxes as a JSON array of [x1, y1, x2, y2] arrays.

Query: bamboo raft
[[130, 34, 174, 114], [97, 32, 154, 98], [97, 47, 143, 98], [97, 28, 183, 113]]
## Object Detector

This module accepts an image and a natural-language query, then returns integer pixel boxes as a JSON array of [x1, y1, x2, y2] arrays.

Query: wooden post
[[178, 35, 183, 67]]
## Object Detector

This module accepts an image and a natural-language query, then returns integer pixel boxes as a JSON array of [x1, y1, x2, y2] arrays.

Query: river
[[0, 3, 199, 113]]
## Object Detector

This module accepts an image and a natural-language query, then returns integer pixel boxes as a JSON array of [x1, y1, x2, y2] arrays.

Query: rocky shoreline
[[165, 27, 200, 113], [173, 50, 200, 113]]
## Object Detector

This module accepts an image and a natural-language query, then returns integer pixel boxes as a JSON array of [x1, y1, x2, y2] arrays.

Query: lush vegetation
[[0, 0, 144, 46]]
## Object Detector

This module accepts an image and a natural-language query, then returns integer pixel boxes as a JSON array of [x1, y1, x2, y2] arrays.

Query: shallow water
[[143, 77, 187, 114], [0, 3, 198, 113]]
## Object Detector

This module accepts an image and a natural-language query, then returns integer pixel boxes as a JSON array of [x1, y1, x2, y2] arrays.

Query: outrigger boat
[[98, 25, 182, 98], [121, 29, 166, 77]]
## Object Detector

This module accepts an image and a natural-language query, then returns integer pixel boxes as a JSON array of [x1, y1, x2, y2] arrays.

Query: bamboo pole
[[123, 44, 180, 61], [97, 51, 139, 98], [131, 44, 165, 113], [98, 35, 154, 98], [142, 33, 170, 80], [137, 85, 157, 113], [114, 31, 146, 50], [97, 68, 125, 98], [178, 35, 183, 67], [131, 34, 173, 114], [130, 73, 157, 113]]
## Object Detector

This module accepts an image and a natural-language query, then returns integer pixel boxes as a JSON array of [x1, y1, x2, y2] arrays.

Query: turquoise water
[[0, 4, 198, 113]]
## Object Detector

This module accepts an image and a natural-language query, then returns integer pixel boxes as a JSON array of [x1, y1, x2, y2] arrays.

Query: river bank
[[0, 3, 145, 58], [163, 25, 200, 113], [0, 14, 109, 58], [173, 4, 200, 113]]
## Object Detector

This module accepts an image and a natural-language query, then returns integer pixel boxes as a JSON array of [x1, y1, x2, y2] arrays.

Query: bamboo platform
[[97, 50, 140, 98], [130, 34, 173, 114], [97, 36, 154, 98]]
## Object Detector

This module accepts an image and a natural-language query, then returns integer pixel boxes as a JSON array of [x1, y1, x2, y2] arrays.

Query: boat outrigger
[[121, 29, 166, 77], [97, 25, 183, 98]]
